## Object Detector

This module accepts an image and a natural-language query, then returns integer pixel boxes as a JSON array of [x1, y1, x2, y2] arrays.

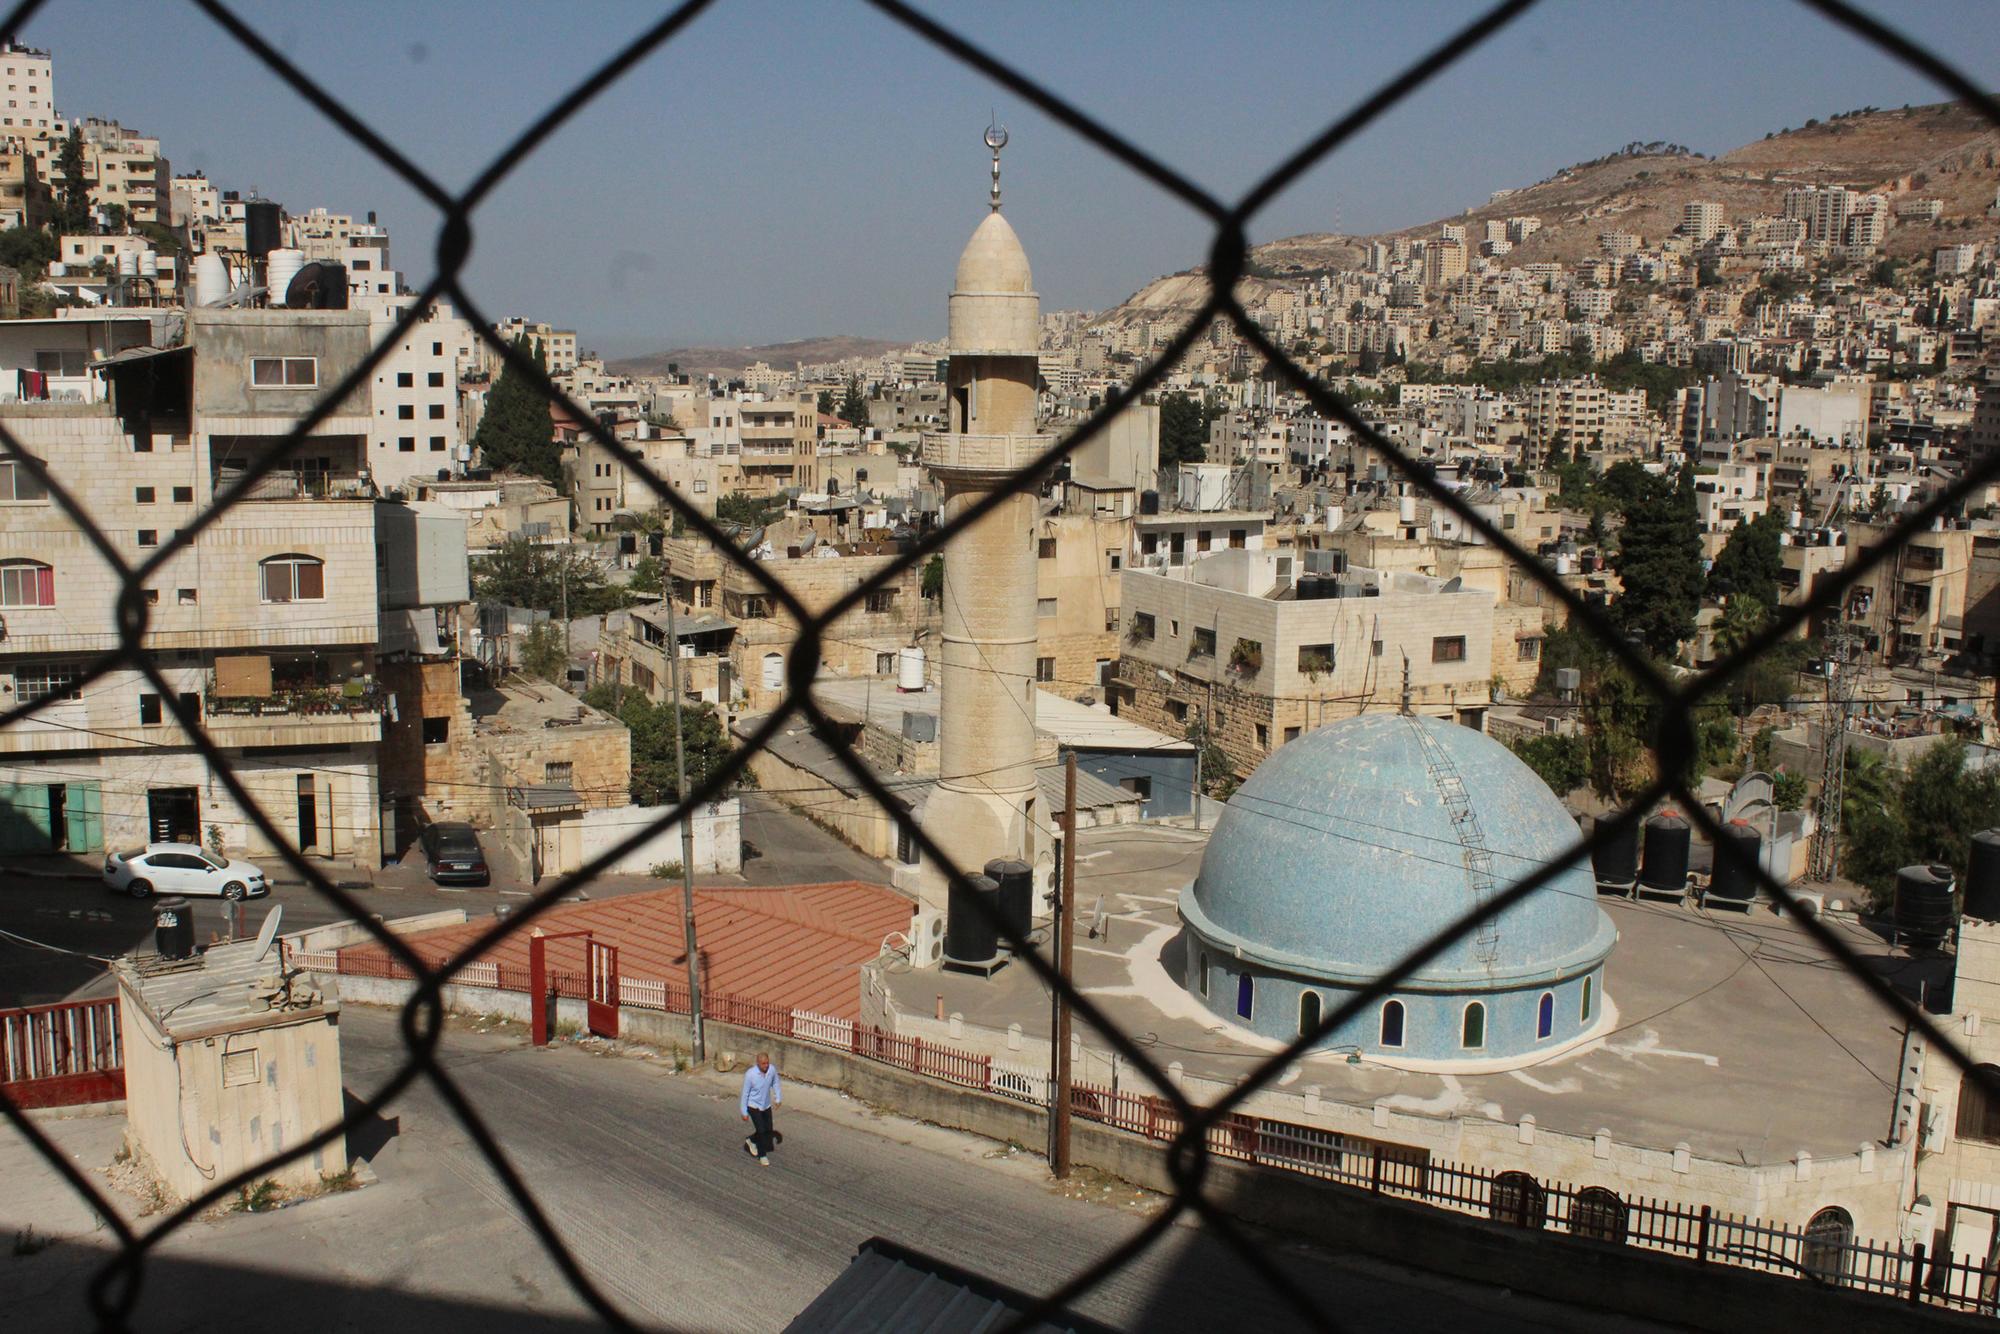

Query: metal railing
[[0, 2, 1995, 1331]]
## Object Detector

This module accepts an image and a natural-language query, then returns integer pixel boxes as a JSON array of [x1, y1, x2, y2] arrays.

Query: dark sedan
[[421, 822, 491, 886]]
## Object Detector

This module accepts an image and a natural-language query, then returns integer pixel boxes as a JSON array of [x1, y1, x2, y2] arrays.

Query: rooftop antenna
[[985, 118, 1009, 213]]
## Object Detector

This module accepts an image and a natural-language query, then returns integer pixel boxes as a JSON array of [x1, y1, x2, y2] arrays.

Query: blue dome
[[1183, 713, 1614, 992]]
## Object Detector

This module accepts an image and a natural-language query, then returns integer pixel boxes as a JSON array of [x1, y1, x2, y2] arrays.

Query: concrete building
[[737, 394, 819, 494], [1682, 201, 1724, 243], [368, 297, 479, 490], [916, 135, 1053, 904], [115, 937, 347, 1203], [493, 317, 577, 377], [0, 39, 54, 136], [0, 308, 388, 864]]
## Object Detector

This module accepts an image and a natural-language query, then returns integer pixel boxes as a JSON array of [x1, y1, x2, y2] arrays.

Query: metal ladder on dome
[[1407, 717, 1502, 965]]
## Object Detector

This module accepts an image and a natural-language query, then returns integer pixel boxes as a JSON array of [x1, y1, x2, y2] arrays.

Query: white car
[[103, 844, 270, 901]]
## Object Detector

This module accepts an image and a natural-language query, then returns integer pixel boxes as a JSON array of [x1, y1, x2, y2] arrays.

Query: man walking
[[740, 1051, 781, 1166]]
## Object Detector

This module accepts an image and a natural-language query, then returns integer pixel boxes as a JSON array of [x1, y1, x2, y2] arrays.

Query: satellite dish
[[252, 904, 284, 962]]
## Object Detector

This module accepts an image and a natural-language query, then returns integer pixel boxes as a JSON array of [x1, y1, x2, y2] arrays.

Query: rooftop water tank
[[1706, 820, 1761, 909], [1895, 863, 1956, 950], [1590, 816, 1639, 887], [985, 858, 1034, 946], [897, 645, 925, 692], [266, 248, 305, 304], [243, 197, 281, 259], [154, 897, 193, 961], [943, 873, 1001, 970], [193, 252, 229, 307], [1639, 812, 1690, 896], [116, 249, 138, 277], [1398, 496, 1418, 524], [138, 250, 158, 278], [1967, 829, 2000, 921]]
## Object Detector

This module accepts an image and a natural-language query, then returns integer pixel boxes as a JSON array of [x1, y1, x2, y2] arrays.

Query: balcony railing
[[205, 679, 383, 719]]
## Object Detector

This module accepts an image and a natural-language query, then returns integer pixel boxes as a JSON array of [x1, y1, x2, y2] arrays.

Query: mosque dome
[[953, 211, 1034, 295], [1186, 713, 1614, 992]]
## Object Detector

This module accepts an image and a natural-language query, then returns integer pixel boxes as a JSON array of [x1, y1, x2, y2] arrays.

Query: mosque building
[[1179, 712, 1617, 1066]]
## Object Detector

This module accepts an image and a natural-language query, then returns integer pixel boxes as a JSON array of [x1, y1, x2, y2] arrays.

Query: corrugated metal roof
[[783, 1236, 1118, 1334], [1035, 763, 1142, 814], [341, 882, 910, 1020]]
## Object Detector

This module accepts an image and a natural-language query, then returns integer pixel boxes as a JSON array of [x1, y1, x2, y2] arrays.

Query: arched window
[[1489, 1171, 1545, 1229], [1235, 972, 1253, 1020], [1298, 990, 1321, 1039], [1801, 1206, 1854, 1284], [1580, 975, 1595, 1023], [1571, 1186, 1628, 1244], [1537, 992, 1555, 1040], [1461, 1001, 1486, 1050], [1956, 1064, 2000, 1143], [259, 554, 324, 603], [0, 558, 53, 607], [1379, 1000, 1405, 1049]]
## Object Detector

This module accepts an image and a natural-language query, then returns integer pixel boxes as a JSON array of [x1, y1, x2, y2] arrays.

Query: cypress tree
[[471, 334, 557, 482], [1611, 468, 1703, 659]]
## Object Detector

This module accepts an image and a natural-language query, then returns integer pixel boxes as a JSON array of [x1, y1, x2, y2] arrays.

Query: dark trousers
[[747, 1105, 775, 1156]]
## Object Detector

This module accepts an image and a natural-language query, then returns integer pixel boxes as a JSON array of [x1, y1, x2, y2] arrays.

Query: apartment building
[[1110, 549, 1512, 780], [368, 297, 479, 490], [1692, 462, 1768, 546], [77, 119, 169, 226], [1682, 201, 1724, 243], [289, 208, 396, 306], [1033, 509, 1129, 695], [737, 394, 818, 495], [0, 39, 52, 135], [170, 172, 220, 228], [494, 317, 577, 377], [0, 140, 44, 230], [1840, 520, 1984, 663], [0, 307, 390, 862], [1524, 376, 1649, 453]]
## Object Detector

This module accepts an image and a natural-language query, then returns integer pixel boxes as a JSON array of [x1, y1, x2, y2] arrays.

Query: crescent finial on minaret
[[985, 120, 1008, 212]]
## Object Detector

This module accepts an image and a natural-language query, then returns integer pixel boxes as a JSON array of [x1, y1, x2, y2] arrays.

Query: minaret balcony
[[921, 430, 1056, 478]]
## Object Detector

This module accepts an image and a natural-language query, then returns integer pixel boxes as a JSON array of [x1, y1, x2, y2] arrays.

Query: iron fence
[[0, 0, 1995, 1330]]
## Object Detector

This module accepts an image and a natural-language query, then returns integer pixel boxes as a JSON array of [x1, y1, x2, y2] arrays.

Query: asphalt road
[[0, 795, 896, 1008], [1, 1005, 1670, 1333]]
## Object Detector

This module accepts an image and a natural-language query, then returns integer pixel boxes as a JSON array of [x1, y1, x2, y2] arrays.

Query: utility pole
[[666, 593, 704, 1059], [559, 550, 571, 660], [1049, 750, 1077, 1178], [1808, 632, 1852, 885]]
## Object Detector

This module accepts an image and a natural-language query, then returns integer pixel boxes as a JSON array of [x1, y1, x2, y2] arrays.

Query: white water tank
[[1554, 553, 1576, 575], [116, 249, 139, 277], [266, 248, 305, 304], [46, 261, 64, 277], [1398, 495, 1417, 525], [193, 252, 229, 307], [139, 251, 158, 278], [897, 645, 925, 692]]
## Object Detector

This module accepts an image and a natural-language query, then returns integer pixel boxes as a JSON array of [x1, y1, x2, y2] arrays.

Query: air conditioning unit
[[909, 908, 945, 968]]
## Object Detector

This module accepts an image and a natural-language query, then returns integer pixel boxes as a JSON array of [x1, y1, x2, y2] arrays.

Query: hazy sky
[[21, 1, 2000, 354]]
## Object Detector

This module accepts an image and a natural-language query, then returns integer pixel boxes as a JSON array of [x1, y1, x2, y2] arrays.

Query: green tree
[[816, 388, 836, 419], [837, 375, 870, 430], [470, 335, 559, 481], [1706, 510, 1785, 610], [1708, 595, 1768, 662], [714, 490, 781, 527], [920, 553, 943, 600], [1612, 469, 1703, 659], [1157, 390, 1217, 467], [0, 225, 55, 277], [53, 128, 88, 234], [1186, 714, 1238, 803], [628, 554, 663, 597], [519, 621, 568, 682], [473, 535, 629, 615], [1772, 771, 1808, 811], [1511, 732, 1588, 796], [583, 685, 746, 805]]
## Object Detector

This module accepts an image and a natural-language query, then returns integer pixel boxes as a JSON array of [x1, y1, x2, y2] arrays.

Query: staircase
[[1407, 717, 1502, 966]]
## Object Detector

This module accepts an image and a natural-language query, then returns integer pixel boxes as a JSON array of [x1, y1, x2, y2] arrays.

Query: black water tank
[[1707, 820, 1762, 907], [1895, 863, 1956, 949], [985, 858, 1033, 945], [243, 198, 282, 259], [1967, 829, 2000, 921], [1639, 812, 1690, 894], [1590, 817, 1639, 886], [154, 896, 193, 961], [943, 873, 1001, 966]]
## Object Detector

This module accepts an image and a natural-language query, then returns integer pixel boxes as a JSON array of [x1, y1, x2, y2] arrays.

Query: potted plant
[[1228, 639, 1263, 677]]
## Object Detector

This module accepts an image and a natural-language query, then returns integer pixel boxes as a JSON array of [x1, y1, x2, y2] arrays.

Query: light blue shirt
[[740, 1063, 781, 1116]]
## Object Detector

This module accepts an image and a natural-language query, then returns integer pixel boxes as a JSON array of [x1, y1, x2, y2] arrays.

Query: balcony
[[920, 431, 1056, 477], [201, 678, 384, 746]]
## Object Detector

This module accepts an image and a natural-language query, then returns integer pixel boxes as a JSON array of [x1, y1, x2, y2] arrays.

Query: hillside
[[1092, 100, 2000, 327], [608, 335, 907, 378]]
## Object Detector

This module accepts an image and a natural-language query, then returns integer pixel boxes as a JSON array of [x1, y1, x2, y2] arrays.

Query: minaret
[[918, 126, 1051, 908]]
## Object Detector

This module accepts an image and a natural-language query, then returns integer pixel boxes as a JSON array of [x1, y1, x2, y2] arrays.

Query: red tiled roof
[[341, 881, 910, 1020]]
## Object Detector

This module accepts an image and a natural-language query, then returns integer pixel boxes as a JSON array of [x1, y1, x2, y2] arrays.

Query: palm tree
[[1709, 595, 1768, 662]]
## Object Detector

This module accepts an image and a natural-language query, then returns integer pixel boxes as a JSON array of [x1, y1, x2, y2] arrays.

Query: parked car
[[103, 844, 270, 900], [420, 823, 491, 886]]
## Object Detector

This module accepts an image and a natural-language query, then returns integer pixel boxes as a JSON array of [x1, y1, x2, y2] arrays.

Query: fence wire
[[0, 0, 1995, 1330]]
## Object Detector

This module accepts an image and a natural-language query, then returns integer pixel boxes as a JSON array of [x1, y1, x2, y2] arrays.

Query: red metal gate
[[1, 997, 125, 1109], [586, 939, 619, 1039]]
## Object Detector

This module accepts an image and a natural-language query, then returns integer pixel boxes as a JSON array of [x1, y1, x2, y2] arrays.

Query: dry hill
[[1092, 101, 2000, 327], [609, 336, 907, 378]]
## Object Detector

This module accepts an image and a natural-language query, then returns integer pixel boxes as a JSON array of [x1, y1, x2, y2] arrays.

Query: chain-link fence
[[1, 0, 1997, 1329]]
